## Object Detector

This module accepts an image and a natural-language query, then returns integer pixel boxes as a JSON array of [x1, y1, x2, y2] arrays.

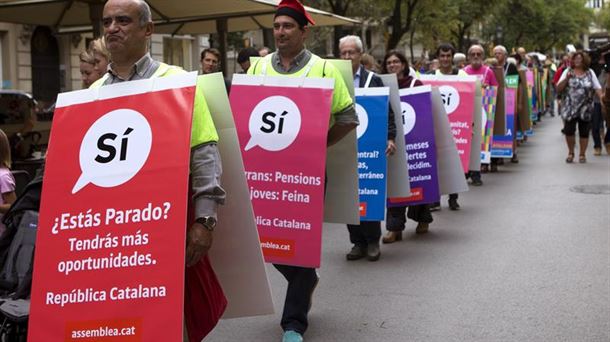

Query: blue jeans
[[591, 103, 610, 148]]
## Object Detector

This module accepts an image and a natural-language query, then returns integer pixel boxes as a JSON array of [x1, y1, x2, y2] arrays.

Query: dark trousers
[[563, 117, 591, 138], [592, 103, 610, 148], [469, 170, 482, 181], [272, 175, 325, 335], [273, 264, 318, 334], [347, 221, 381, 247], [386, 204, 433, 231]]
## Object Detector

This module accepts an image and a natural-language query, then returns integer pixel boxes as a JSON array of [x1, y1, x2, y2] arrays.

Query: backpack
[[0, 171, 42, 299], [0, 210, 38, 299]]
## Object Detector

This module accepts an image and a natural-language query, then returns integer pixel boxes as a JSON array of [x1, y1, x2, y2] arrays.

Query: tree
[[386, 0, 420, 51], [445, 0, 494, 52], [409, 0, 457, 59], [305, 0, 384, 56], [488, 0, 591, 53]]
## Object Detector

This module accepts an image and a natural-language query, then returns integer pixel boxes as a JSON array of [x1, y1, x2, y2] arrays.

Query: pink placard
[[420, 79, 476, 173], [229, 84, 333, 268]]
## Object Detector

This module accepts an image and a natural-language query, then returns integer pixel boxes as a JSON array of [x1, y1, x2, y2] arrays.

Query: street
[[207, 116, 610, 342]]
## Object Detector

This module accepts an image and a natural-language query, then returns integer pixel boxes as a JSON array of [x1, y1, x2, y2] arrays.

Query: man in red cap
[[248, 1, 358, 341]]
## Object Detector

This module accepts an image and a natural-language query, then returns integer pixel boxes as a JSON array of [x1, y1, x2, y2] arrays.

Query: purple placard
[[388, 87, 440, 206]]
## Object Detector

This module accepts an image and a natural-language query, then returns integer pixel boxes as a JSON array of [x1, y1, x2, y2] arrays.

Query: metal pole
[[216, 18, 228, 74], [89, 1, 105, 38]]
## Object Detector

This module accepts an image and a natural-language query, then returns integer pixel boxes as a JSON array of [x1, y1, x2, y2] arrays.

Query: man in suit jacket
[[339, 35, 396, 261]]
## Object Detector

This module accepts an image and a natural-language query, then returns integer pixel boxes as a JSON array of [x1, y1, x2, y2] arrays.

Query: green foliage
[[303, 0, 593, 57], [487, 0, 592, 52]]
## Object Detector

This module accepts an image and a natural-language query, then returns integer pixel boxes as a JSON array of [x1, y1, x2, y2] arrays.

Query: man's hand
[[385, 140, 397, 156], [185, 223, 213, 267]]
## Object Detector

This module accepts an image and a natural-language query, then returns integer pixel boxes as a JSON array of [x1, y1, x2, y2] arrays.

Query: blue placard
[[355, 92, 389, 221]]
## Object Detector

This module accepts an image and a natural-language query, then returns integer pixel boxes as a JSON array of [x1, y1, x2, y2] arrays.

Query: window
[[163, 37, 191, 69]]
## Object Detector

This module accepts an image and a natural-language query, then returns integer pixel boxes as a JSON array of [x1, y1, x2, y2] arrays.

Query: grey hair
[[453, 53, 466, 62], [339, 35, 363, 53], [493, 45, 507, 55], [137, 0, 152, 27], [468, 44, 485, 56]]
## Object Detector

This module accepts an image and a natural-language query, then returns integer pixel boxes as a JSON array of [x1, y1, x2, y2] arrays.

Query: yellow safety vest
[[248, 53, 353, 126], [91, 63, 219, 148]]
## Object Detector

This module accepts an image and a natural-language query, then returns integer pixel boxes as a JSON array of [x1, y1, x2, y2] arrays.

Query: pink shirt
[[463, 65, 498, 87], [0, 167, 15, 233]]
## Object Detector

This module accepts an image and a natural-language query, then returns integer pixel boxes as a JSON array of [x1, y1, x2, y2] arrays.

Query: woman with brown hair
[[557, 51, 604, 163], [380, 50, 433, 242]]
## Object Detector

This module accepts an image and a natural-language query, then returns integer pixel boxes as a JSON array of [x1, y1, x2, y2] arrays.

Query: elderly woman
[[557, 52, 604, 163], [380, 50, 433, 242]]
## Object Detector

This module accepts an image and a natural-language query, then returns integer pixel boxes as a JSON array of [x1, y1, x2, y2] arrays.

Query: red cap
[[276, 0, 315, 26]]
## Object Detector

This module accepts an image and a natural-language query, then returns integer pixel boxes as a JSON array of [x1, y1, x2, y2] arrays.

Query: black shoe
[[429, 202, 441, 212], [366, 243, 380, 261], [471, 178, 483, 186], [346, 245, 366, 260], [448, 198, 460, 210], [415, 222, 429, 234]]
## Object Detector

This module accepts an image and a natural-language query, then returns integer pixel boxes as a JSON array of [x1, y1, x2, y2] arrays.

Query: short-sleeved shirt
[[0, 167, 15, 200], [463, 65, 498, 87], [433, 68, 467, 76], [0, 167, 15, 232], [558, 69, 601, 90]]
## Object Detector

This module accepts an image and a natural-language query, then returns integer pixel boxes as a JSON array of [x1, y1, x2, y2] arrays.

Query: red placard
[[229, 83, 332, 268], [28, 84, 194, 341]]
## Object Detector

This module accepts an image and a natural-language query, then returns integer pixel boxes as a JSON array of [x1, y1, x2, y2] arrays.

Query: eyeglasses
[[469, 52, 483, 57]]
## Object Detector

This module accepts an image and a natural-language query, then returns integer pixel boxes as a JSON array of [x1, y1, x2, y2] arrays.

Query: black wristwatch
[[195, 216, 217, 231]]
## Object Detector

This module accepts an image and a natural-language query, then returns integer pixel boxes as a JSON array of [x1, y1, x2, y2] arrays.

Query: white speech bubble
[[400, 101, 417, 135], [245, 96, 301, 151], [72, 109, 152, 194], [355, 103, 369, 139], [439, 85, 460, 115]]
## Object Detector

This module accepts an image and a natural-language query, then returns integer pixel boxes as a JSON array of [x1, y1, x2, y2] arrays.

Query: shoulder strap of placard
[[152, 62, 171, 77], [364, 70, 374, 88]]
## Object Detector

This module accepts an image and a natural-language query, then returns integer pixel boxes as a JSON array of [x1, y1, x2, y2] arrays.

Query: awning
[[0, 0, 360, 34]]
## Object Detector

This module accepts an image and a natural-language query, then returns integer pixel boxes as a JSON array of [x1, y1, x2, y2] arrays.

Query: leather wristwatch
[[195, 216, 217, 231]]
